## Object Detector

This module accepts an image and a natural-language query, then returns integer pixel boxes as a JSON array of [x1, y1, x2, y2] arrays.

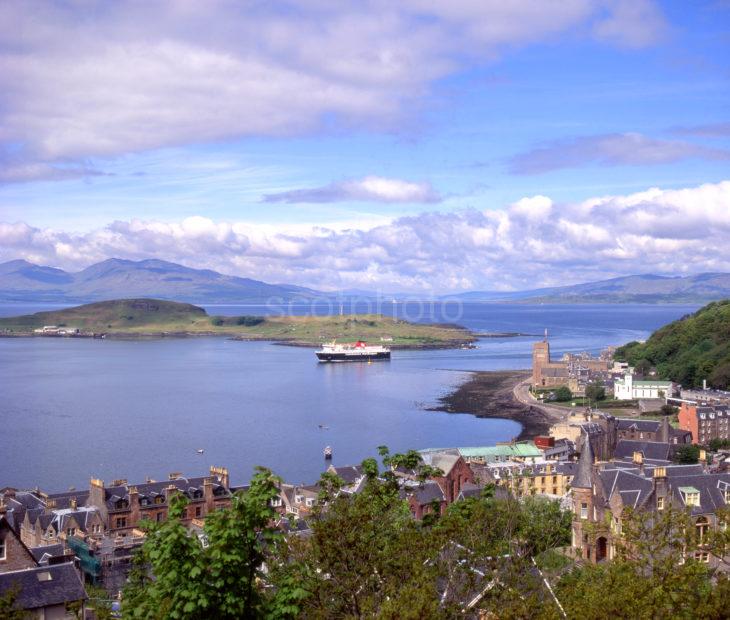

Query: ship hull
[[316, 351, 391, 362]]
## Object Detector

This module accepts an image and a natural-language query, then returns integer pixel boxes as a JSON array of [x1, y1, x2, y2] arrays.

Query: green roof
[[457, 442, 542, 460], [678, 486, 699, 494], [632, 380, 672, 386]]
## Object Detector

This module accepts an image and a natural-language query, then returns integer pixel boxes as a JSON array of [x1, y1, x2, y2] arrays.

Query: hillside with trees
[[615, 300, 730, 389]]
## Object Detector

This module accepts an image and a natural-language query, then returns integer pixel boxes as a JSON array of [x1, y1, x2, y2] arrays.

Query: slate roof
[[614, 440, 671, 461], [0, 564, 86, 610], [420, 452, 461, 476], [670, 473, 730, 515], [29, 544, 66, 564], [103, 476, 229, 510], [617, 419, 661, 432], [328, 465, 364, 485], [403, 481, 445, 506], [572, 439, 594, 489]]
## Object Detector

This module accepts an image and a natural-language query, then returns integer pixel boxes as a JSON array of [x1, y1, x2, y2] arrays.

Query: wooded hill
[[615, 300, 730, 389]]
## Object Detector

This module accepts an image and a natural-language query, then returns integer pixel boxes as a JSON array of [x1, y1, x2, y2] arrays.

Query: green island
[[0, 298, 476, 349]]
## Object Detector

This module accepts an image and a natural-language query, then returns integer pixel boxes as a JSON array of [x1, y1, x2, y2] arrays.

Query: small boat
[[196, 449, 204, 454], [323, 446, 333, 459], [318, 424, 330, 430]]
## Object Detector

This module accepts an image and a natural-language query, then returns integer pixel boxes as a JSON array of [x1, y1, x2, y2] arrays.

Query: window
[[305, 498, 314, 507], [694, 551, 710, 563], [657, 497, 665, 510], [696, 517, 709, 543], [580, 502, 588, 519], [0, 536, 5, 560], [156, 512, 164, 522], [66, 527, 76, 537], [154, 496, 165, 505], [116, 517, 127, 528], [195, 506, 202, 518]]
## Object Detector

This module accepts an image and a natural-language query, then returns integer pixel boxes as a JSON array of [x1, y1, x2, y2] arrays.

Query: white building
[[614, 373, 673, 400]]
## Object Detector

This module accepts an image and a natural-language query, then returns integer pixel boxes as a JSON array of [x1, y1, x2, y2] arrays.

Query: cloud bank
[[263, 176, 442, 204], [0, 1, 667, 175], [510, 133, 730, 174], [2, 180, 728, 292]]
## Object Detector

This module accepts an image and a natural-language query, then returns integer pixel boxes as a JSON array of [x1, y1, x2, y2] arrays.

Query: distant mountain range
[[1, 258, 729, 304], [0, 259, 322, 303], [446, 273, 730, 304]]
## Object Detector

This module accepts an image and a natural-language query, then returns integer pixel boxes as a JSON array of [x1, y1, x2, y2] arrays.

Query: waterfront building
[[531, 336, 612, 393], [614, 373, 673, 400], [678, 403, 730, 445]]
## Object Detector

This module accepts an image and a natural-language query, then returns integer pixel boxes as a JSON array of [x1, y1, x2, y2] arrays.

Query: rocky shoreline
[[429, 370, 560, 441]]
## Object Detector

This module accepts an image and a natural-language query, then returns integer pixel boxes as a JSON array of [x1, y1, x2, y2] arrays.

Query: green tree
[[556, 506, 727, 620], [553, 386, 572, 402], [0, 585, 27, 619], [123, 467, 282, 619], [584, 383, 606, 403], [673, 444, 700, 464], [274, 453, 439, 618]]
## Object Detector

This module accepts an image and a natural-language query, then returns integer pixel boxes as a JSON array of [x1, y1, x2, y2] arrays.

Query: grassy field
[[0, 298, 475, 348]]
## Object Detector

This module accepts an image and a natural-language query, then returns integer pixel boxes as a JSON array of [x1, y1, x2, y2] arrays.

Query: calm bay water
[[0, 303, 698, 491]]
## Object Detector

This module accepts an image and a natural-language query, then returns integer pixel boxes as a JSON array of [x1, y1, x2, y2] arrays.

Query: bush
[[236, 316, 264, 326], [554, 386, 573, 402], [585, 384, 606, 402]]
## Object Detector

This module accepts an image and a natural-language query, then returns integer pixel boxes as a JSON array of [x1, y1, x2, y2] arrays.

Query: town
[[2, 334, 729, 617]]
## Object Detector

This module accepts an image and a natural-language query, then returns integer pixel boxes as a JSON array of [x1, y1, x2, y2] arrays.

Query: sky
[[0, 0, 729, 293]]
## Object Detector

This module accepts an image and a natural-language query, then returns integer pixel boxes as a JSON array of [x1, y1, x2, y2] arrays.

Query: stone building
[[532, 336, 612, 392], [0, 512, 87, 618], [570, 440, 730, 568]]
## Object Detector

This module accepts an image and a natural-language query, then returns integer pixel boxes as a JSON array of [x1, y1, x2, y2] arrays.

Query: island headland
[[0, 298, 477, 349]]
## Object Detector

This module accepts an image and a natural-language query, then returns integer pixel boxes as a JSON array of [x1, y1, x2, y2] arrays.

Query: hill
[[0, 298, 475, 348], [445, 273, 730, 304], [614, 300, 730, 389], [0, 258, 323, 303]]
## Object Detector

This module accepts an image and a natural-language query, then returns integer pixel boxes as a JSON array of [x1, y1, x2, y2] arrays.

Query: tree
[[123, 467, 283, 619], [0, 585, 27, 620], [634, 359, 652, 377], [660, 404, 677, 416], [553, 386, 572, 402], [555, 506, 728, 620], [584, 383, 606, 403], [673, 444, 700, 464]]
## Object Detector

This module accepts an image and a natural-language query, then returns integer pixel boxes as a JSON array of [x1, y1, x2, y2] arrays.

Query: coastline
[[429, 370, 562, 441]]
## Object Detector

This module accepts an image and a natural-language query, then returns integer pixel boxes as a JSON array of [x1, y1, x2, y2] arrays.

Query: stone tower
[[532, 331, 551, 386], [571, 437, 595, 559]]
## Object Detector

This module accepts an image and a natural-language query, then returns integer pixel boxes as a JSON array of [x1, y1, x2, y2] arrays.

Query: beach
[[430, 370, 565, 441]]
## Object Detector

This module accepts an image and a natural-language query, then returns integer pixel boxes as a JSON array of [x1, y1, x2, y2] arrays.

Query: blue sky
[[0, 1, 728, 292]]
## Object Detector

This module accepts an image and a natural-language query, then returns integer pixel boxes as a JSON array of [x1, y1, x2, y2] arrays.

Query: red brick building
[[678, 403, 730, 445]]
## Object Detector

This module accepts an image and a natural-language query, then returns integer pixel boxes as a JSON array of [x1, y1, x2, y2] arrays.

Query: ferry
[[315, 340, 391, 363]]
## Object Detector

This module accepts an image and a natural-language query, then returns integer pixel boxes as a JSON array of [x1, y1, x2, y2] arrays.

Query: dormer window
[[115, 499, 129, 510], [154, 496, 165, 505], [295, 495, 303, 504], [681, 487, 700, 507], [140, 498, 150, 506], [305, 498, 314, 507]]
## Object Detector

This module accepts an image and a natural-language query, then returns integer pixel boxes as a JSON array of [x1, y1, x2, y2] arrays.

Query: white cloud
[[509, 132, 730, 174], [263, 176, 442, 203], [2, 180, 729, 292], [0, 1, 667, 169]]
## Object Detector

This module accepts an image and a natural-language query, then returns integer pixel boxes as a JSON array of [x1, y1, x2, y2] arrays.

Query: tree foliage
[[615, 300, 730, 389], [122, 467, 282, 619], [553, 386, 572, 402], [556, 506, 730, 620]]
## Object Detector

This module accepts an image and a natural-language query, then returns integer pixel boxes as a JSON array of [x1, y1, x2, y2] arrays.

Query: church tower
[[532, 329, 551, 386]]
